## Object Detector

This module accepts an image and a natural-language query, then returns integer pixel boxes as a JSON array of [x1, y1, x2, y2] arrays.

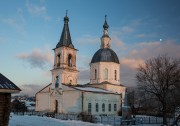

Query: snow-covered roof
[[73, 86, 119, 94], [0, 73, 21, 93]]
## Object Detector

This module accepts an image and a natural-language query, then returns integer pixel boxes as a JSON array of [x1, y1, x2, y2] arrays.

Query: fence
[[13, 112, 177, 126]]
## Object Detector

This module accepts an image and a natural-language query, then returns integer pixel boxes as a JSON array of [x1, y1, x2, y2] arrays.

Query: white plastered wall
[[90, 62, 120, 84], [83, 92, 121, 115]]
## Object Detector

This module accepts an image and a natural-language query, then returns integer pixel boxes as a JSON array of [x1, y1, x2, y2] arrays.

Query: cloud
[[77, 54, 91, 68], [122, 26, 134, 33], [26, 1, 50, 21], [111, 35, 124, 48], [119, 40, 180, 87], [76, 35, 99, 44], [78, 68, 90, 84], [121, 58, 144, 70], [129, 40, 180, 59], [17, 47, 53, 70], [18, 84, 44, 96], [2, 8, 26, 36], [111, 26, 134, 36]]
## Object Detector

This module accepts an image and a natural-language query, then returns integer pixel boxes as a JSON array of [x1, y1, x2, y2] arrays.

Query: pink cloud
[[17, 47, 53, 69], [121, 58, 144, 70]]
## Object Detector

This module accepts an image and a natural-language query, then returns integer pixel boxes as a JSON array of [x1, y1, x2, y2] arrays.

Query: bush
[[118, 110, 122, 116], [78, 112, 94, 122]]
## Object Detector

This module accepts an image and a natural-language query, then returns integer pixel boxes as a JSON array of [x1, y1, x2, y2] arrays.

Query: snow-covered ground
[[9, 115, 109, 126], [9, 115, 178, 126]]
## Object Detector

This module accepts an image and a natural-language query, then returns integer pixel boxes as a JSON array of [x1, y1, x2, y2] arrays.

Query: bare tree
[[136, 55, 180, 125]]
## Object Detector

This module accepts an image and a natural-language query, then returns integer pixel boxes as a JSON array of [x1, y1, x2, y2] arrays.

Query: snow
[[74, 86, 117, 94], [9, 114, 179, 126], [9, 115, 109, 126]]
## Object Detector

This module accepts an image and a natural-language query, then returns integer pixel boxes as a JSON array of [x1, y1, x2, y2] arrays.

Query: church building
[[35, 14, 126, 115]]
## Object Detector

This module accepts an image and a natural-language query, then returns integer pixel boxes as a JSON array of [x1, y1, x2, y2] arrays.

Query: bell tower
[[51, 12, 78, 90]]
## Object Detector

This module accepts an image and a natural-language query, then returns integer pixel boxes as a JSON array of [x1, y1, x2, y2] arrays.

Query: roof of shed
[[0, 73, 21, 93]]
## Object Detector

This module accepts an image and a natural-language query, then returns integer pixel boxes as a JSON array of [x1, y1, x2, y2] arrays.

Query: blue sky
[[0, 0, 180, 89]]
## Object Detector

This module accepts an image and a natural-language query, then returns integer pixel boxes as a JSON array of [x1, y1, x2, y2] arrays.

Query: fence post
[[114, 116, 115, 126], [101, 116, 102, 123], [156, 117, 157, 124]]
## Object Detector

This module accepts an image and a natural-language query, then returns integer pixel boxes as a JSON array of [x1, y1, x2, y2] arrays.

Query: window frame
[[114, 104, 117, 111], [96, 103, 99, 112], [88, 103, 91, 113], [68, 54, 72, 67], [102, 103, 105, 112], [108, 104, 111, 112]]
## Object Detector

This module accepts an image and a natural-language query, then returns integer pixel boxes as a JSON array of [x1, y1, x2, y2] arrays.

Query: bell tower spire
[[56, 10, 74, 49], [51, 12, 78, 89], [101, 15, 111, 49]]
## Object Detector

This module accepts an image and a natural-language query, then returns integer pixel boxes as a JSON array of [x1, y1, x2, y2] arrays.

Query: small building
[[36, 14, 126, 115], [0, 73, 21, 126]]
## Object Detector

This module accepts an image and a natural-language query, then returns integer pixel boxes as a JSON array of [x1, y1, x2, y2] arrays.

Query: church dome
[[91, 48, 120, 64]]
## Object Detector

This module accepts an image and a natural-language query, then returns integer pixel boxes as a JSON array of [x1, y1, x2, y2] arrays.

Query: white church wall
[[36, 93, 51, 112], [89, 84, 126, 106], [83, 92, 121, 115], [106, 84, 126, 105], [62, 90, 82, 113], [90, 62, 120, 84]]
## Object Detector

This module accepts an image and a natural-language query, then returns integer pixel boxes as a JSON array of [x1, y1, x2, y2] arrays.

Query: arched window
[[102, 103, 105, 112], [68, 54, 72, 67], [88, 103, 91, 113], [96, 103, 99, 112], [108, 104, 111, 112], [114, 104, 117, 111], [95, 69, 97, 80], [104, 68, 108, 80], [56, 54, 60, 67], [115, 70, 117, 80], [55, 76, 59, 88]]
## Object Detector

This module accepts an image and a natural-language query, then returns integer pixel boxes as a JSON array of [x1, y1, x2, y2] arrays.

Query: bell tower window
[[68, 54, 72, 67], [56, 54, 60, 67], [104, 68, 108, 80]]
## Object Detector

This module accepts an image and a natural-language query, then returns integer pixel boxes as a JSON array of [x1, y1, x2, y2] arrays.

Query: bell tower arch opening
[[68, 54, 72, 67]]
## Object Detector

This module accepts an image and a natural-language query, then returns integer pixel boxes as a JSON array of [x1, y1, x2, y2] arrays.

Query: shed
[[0, 73, 21, 126]]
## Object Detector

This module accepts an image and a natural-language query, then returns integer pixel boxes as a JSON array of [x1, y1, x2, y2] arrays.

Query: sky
[[0, 0, 180, 92]]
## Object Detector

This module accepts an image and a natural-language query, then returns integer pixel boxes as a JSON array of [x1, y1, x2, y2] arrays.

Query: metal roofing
[[91, 48, 120, 64], [0, 73, 21, 91], [56, 15, 75, 49], [73, 86, 119, 94]]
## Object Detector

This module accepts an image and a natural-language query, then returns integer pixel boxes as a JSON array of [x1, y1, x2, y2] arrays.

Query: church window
[[56, 54, 60, 67], [96, 103, 99, 112], [102, 103, 105, 112], [95, 69, 97, 80], [115, 70, 117, 80], [55, 76, 59, 88], [88, 103, 91, 113], [114, 104, 117, 111], [68, 54, 72, 67], [104, 68, 108, 80], [108, 104, 111, 112]]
